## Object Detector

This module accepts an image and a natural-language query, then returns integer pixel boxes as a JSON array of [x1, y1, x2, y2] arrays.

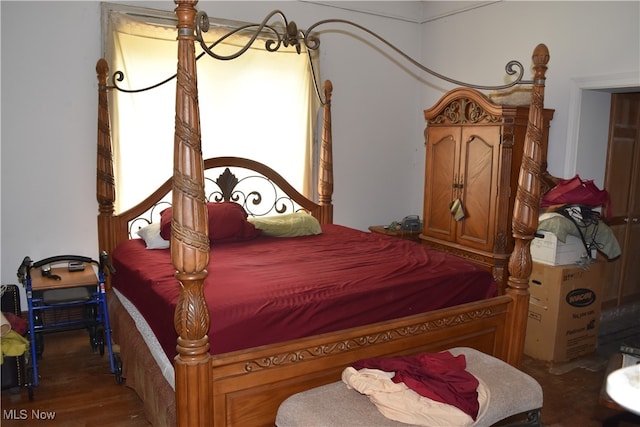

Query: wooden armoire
[[420, 88, 554, 293]]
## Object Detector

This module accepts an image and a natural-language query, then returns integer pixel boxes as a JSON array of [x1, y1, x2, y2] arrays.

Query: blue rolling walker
[[17, 252, 123, 399]]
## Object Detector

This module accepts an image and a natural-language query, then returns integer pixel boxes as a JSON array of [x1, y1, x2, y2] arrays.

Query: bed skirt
[[108, 290, 176, 426]]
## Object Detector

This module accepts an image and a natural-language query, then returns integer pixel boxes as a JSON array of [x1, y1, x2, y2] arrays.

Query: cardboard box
[[524, 260, 604, 362], [531, 231, 587, 266]]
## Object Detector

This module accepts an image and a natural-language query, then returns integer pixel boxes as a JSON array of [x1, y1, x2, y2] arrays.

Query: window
[[103, 5, 320, 213]]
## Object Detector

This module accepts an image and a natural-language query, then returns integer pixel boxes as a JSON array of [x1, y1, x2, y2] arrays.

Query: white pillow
[[137, 222, 170, 249]]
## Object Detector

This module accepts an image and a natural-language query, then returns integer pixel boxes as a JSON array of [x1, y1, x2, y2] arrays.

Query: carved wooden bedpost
[[318, 80, 334, 224], [172, 1, 212, 425], [505, 44, 549, 367], [96, 59, 117, 264]]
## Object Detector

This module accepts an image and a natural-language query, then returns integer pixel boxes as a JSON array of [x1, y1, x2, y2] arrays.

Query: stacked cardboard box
[[524, 260, 605, 362]]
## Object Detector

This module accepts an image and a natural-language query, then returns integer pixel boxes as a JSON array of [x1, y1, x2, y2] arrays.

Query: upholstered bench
[[276, 347, 542, 427]]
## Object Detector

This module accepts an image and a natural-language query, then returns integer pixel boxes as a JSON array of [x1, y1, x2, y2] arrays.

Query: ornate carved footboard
[[209, 296, 514, 426]]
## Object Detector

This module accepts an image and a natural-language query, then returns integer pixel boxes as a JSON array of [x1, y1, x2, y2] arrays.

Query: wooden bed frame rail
[[96, 1, 548, 425]]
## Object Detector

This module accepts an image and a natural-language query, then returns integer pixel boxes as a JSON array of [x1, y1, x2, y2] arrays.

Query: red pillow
[[160, 202, 261, 243]]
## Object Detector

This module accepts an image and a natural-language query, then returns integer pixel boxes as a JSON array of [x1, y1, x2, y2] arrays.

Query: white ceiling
[[301, 1, 501, 24]]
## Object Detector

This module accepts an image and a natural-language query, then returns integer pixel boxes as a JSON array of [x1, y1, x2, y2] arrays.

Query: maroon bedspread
[[111, 224, 496, 359]]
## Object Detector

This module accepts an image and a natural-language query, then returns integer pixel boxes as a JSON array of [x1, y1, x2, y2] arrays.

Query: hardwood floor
[[2, 304, 639, 426], [522, 302, 640, 427], [1, 330, 149, 426]]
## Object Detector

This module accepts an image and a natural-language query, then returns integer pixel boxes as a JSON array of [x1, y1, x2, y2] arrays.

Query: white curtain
[[105, 9, 320, 214]]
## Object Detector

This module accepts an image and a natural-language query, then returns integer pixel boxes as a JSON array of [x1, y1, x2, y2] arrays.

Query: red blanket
[[353, 352, 480, 419], [112, 224, 496, 359]]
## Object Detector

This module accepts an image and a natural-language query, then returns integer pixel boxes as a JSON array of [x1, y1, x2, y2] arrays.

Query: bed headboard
[[95, 67, 334, 258]]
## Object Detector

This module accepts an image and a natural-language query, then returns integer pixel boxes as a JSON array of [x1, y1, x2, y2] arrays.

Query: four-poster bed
[[96, 1, 551, 426]]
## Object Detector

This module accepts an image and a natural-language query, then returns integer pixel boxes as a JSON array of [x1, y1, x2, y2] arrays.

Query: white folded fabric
[[342, 367, 490, 427]]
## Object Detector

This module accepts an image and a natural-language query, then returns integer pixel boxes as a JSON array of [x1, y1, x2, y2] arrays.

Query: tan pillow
[[248, 212, 322, 237]]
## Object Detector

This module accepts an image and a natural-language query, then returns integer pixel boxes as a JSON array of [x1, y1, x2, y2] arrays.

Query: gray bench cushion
[[276, 347, 542, 427]]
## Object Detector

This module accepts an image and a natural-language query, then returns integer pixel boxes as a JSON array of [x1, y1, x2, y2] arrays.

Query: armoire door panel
[[457, 127, 500, 250], [423, 128, 458, 240]]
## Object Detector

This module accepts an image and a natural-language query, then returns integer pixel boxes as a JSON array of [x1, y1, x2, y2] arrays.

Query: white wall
[[1, 2, 102, 297], [576, 90, 611, 187], [2, 1, 639, 307]]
